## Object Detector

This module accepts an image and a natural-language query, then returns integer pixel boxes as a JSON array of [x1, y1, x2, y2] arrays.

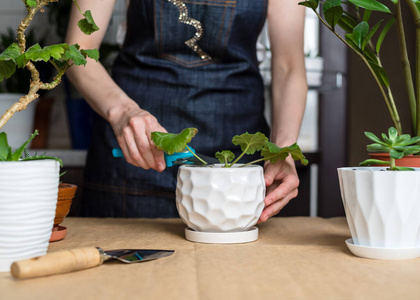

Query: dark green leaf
[[0, 132, 10, 160], [345, 33, 360, 51], [363, 9, 372, 22], [151, 128, 198, 155], [359, 159, 390, 166], [348, 0, 391, 13], [353, 21, 369, 49], [215, 150, 235, 166], [369, 61, 390, 87], [81, 49, 100, 62], [376, 17, 395, 53], [324, 6, 344, 29], [65, 44, 87, 66], [362, 20, 383, 51], [298, 0, 319, 9], [390, 149, 404, 159], [338, 15, 358, 32], [0, 60, 16, 81], [232, 132, 268, 155], [261, 142, 308, 165], [78, 10, 100, 35]]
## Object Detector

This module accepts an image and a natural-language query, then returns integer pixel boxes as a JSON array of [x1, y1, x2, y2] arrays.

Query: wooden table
[[1, 217, 420, 299]]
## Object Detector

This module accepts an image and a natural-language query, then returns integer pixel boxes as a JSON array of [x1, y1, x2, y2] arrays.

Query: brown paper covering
[[1, 217, 420, 299]]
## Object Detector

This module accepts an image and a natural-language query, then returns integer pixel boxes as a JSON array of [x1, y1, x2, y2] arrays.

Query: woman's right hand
[[108, 102, 167, 172]]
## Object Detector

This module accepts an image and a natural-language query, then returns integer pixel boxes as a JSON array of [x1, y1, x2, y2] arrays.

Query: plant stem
[[228, 149, 248, 167], [390, 157, 396, 170], [314, 8, 403, 135], [395, 1, 417, 136], [186, 145, 207, 165], [405, 0, 420, 136]]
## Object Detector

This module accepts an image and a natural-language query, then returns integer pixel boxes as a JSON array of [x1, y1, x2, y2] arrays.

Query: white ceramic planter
[[176, 164, 265, 233], [338, 167, 420, 250], [0, 93, 37, 149], [0, 160, 60, 272]]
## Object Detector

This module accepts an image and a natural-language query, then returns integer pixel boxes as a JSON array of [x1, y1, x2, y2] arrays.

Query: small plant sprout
[[151, 128, 308, 168], [360, 127, 420, 171]]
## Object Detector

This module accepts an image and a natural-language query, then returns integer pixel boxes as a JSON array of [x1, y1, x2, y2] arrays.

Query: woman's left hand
[[259, 156, 300, 222]]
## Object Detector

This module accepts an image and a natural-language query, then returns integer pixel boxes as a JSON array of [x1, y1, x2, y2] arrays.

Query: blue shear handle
[[111, 147, 195, 168]]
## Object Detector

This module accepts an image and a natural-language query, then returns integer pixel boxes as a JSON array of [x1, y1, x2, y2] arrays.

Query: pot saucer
[[49, 226, 67, 242], [345, 238, 420, 260], [185, 227, 258, 244]]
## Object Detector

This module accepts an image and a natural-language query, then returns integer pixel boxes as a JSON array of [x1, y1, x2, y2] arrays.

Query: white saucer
[[185, 227, 258, 244], [345, 238, 420, 260]]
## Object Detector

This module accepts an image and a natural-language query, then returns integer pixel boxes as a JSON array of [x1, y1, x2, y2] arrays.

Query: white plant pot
[[338, 167, 420, 259], [0, 93, 37, 149], [176, 164, 265, 234], [0, 160, 60, 272]]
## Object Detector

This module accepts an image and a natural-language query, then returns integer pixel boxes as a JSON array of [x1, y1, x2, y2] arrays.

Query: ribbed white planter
[[0, 160, 60, 272], [338, 167, 420, 249], [0, 93, 37, 149], [176, 164, 265, 233]]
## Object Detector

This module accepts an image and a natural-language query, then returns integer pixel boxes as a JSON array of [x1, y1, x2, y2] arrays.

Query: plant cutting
[[0, 0, 99, 272], [151, 127, 307, 244]]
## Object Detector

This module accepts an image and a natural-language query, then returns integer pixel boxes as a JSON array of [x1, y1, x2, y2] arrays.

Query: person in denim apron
[[65, 0, 307, 219]]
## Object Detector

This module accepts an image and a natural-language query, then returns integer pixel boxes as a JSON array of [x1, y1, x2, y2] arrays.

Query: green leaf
[[0, 43, 21, 63], [261, 142, 308, 165], [369, 61, 390, 87], [359, 159, 390, 166], [81, 49, 100, 62], [215, 150, 235, 166], [151, 128, 198, 155], [11, 130, 39, 161], [381, 133, 392, 144], [394, 134, 411, 145], [353, 21, 369, 49], [78, 10, 100, 35], [363, 9, 372, 22], [348, 0, 391, 13], [376, 17, 395, 53], [405, 136, 420, 145], [65, 44, 87, 66], [25, 43, 68, 63], [338, 15, 358, 32], [26, 0, 37, 8], [324, 2, 344, 29], [364, 131, 387, 145], [0, 132, 11, 160], [0, 60, 16, 81], [366, 143, 389, 152], [390, 149, 404, 159], [298, 0, 319, 9], [231, 132, 268, 155], [388, 127, 398, 140], [362, 20, 383, 51], [393, 166, 415, 171]]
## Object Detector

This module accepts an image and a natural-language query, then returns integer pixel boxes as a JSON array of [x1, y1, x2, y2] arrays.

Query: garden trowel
[[11, 247, 174, 279]]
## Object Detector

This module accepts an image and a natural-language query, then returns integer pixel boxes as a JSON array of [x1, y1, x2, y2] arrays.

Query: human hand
[[258, 156, 300, 223], [109, 102, 167, 172]]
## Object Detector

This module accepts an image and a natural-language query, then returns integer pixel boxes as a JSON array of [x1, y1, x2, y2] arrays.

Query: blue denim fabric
[[81, 0, 270, 217]]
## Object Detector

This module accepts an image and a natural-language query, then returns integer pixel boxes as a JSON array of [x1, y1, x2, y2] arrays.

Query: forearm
[[270, 64, 307, 147]]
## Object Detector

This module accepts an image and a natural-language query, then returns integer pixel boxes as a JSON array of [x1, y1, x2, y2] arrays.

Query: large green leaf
[[151, 128, 198, 155], [323, 0, 344, 29], [231, 132, 268, 155], [298, 0, 319, 10], [364, 131, 386, 145], [0, 43, 21, 63], [376, 17, 395, 53], [78, 10, 100, 35], [353, 21, 369, 49], [81, 49, 100, 62], [65, 44, 87, 66], [261, 142, 308, 165], [348, 0, 391, 13], [25, 43, 68, 62]]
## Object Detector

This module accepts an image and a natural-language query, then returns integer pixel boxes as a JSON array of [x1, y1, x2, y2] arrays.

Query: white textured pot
[[0, 160, 60, 272], [338, 167, 420, 249], [0, 93, 37, 149], [176, 164, 265, 233]]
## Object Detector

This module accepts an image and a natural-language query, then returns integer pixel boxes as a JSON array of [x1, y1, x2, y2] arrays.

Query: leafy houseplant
[[299, 0, 419, 138], [151, 128, 307, 242], [0, 0, 99, 272]]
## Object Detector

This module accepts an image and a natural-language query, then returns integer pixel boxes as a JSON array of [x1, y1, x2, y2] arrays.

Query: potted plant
[[151, 128, 308, 244], [298, 0, 420, 259], [0, 0, 99, 272]]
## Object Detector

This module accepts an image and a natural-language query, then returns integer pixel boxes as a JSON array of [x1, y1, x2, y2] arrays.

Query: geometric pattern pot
[[176, 164, 265, 233], [0, 160, 60, 272], [338, 167, 420, 248]]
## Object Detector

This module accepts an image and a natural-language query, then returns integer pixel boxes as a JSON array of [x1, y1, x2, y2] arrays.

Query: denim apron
[[81, 0, 270, 217]]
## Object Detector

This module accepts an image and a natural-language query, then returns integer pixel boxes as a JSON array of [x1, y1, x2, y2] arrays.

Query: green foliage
[[151, 128, 198, 155], [78, 10, 99, 35], [151, 128, 308, 168], [0, 130, 63, 166], [360, 127, 420, 171]]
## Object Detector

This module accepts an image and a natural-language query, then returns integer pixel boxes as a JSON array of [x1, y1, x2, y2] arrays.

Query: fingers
[[259, 187, 298, 222]]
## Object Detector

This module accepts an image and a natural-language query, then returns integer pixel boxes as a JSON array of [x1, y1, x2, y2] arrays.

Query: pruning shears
[[112, 146, 218, 167]]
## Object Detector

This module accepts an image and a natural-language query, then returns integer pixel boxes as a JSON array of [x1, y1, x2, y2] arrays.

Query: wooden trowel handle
[[11, 247, 103, 279]]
